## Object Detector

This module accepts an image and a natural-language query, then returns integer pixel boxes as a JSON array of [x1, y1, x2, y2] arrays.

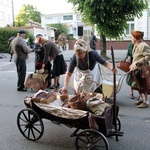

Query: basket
[[68, 96, 87, 110], [68, 80, 105, 110]]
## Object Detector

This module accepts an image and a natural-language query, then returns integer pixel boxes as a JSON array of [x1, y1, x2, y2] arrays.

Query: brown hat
[[35, 62, 44, 74], [131, 31, 144, 40], [36, 62, 43, 70]]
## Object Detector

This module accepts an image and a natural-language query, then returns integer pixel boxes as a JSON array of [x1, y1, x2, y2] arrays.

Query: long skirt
[[52, 54, 66, 78]]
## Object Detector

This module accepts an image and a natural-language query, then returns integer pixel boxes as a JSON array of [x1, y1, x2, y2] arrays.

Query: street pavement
[[1, 49, 150, 150], [0, 48, 127, 64]]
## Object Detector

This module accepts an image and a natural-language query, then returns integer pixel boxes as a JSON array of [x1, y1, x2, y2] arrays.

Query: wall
[[68, 40, 150, 50]]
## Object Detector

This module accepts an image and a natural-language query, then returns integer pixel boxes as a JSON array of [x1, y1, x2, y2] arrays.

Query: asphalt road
[[0, 52, 150, 150]]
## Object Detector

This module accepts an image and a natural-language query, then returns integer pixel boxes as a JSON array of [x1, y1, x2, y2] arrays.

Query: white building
[[125, 8, 150, 39], [41, 1, 150, 40], [41, 12, 92, 40], [0, 0, 14, 27]]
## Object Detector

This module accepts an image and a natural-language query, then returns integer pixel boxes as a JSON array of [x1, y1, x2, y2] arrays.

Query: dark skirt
[[52, 54, 66, 77]]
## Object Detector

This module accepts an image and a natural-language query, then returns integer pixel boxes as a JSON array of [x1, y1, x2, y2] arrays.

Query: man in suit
[[11, 30, 32, 91]]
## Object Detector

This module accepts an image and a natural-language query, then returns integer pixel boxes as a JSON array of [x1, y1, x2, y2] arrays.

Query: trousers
[[15, 57, 26, 89]]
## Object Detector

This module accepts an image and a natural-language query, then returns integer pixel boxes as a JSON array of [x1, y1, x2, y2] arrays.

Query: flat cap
[[36, 34, 42, 38], [18, 30, 26, 34]]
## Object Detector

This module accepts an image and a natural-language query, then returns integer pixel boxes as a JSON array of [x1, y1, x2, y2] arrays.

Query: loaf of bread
[[60, 94, 69, 101], [32, 90, 47, 102], [32, 90, 56, 104], [40, 93, 56, 104]]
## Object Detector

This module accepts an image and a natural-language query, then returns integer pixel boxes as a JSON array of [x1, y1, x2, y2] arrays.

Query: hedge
[[0, 27, 34, 53]]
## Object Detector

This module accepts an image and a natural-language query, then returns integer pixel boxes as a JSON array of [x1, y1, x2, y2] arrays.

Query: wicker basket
[[68, 80, 105, 110], [68, 96, 87, 110]]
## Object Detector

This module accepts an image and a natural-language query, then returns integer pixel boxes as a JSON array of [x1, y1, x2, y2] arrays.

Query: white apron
[[74, 63, 102, 93]]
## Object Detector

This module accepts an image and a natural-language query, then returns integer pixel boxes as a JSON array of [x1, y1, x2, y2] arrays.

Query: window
[[0, 11, 4, 20], [125, 18, 134, 36], [63, 15, 73, 20]]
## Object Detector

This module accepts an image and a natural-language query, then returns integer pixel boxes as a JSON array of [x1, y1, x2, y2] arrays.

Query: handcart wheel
[[75, 129, 109, 150], [17, 108, 44, 141], [113, 117, 121, 131]]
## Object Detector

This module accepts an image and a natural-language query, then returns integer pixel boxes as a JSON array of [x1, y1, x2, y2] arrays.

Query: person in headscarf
[[130, 30, 150, 108], [59, 39, 116, 94]]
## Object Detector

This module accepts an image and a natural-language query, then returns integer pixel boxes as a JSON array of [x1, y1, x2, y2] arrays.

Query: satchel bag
[[117, 59, 131, 72], [140, 66, 150, 94], [140, 66, 150, 78]]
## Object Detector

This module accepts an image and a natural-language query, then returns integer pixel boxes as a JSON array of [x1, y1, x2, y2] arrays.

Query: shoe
[[49, 85, 57, 89], [57, 83, 60, 88], [134, 100, 143, 105], [137, 102, 149, 108], [17, 88, 27, 91], [130, 93, 134, 99]]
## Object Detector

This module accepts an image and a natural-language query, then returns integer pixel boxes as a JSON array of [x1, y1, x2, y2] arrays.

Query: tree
[[15, 4, 41, 27], [67, 0, 147, 57], [48, 23, 69, 40]]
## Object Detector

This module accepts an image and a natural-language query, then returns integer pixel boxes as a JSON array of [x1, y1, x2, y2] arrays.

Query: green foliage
[[0, 28, 18, 53], [67, 0, 148, 39], [0, 28, 35, 53], [48, 24, 69, 40], [15, 4, 41, 27]]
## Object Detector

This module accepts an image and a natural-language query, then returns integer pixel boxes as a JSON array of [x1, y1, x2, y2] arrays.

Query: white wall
[[0, 0, 13, 27]]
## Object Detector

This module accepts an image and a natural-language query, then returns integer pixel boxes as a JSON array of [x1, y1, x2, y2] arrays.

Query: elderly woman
[[37, 37, 66, 89], [130, 31, 150, 108], [59, 39, 116, 94]]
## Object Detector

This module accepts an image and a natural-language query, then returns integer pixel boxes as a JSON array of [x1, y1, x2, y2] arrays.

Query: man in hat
[[11, 30, 32, 91]]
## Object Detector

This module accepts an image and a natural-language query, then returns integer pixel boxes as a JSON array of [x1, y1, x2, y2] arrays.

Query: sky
[[13, 0, 74, 16]]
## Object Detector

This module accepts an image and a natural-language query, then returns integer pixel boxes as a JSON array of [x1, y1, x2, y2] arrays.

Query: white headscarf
[[74, 39, 91, 52]]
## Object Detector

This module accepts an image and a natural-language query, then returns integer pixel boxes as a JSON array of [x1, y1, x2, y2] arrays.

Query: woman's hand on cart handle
[[111, 68, 117, 74]]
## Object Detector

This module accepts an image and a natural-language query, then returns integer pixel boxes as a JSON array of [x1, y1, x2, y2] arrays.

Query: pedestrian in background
[[37, 37, 66, 89], [8, 34, 15, 62], [126, 43, 135, 99], [11, 30, 32, 91], [58, 33, 67, 50], [33, 34, 44, 70], [90, 32, 97, 50]]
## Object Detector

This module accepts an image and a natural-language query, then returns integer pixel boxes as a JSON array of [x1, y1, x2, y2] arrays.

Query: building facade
[[41, 12, 91, 40], [41, 1, 150, 41], [0, 0, 14, 27], [1, 0, 150, 41]]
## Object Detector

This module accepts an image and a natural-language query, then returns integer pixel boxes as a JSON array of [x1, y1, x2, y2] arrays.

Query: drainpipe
[[147, 8, 150, 39], [12, 0, 15, 26]]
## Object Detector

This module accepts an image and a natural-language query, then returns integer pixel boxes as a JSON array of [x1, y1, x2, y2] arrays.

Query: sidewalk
[[0, 49, 127, 67], [62, 49, 127, 62]]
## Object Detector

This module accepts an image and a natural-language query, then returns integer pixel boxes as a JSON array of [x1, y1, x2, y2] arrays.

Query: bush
[[0, 27, 35, 53]]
